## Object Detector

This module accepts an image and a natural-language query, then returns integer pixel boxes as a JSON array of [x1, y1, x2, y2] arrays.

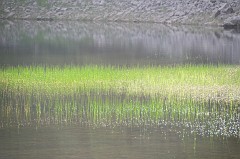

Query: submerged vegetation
[[0, 65, 240, 137]]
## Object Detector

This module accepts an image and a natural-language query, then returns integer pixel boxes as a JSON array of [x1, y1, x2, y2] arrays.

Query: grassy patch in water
[[0, 65, 240, 101], [0, 65, 239, 137], [0, 91, 239, 137]]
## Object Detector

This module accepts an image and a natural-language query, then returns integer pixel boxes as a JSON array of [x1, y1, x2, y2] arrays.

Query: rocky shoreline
[[1, 0, 240, 28]]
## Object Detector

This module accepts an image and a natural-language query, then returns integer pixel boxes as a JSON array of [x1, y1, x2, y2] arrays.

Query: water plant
[[0, 65, 239, 137], [0, 65, 240, 100]]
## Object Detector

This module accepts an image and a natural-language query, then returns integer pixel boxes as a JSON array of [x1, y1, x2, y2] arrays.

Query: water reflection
[[0, 20, 240, 159], [1, 92, 239, 138], [0, 20, 240, 66], [0, 126, 239, 159]]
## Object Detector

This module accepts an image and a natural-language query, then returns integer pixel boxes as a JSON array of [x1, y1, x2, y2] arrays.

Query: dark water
[[0, 20, 240, 159]]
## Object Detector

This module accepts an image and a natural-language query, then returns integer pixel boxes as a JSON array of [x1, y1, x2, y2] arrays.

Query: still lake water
[[1, 20, 240, 66], [0, 20, 240, 159]]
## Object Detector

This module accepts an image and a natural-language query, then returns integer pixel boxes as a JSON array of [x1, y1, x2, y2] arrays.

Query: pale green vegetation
[[0, 65, 240, 101], [0, 65, 239, 137]]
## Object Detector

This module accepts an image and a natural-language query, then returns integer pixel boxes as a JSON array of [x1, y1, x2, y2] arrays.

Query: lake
[[1, 20, 240, 66], [0, 20, 240, 159]]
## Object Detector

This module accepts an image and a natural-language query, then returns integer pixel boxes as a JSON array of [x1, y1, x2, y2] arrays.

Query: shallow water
[[0, 20, 240, 159], [0, 92, 239, 159], [0, 126, 239, 159]]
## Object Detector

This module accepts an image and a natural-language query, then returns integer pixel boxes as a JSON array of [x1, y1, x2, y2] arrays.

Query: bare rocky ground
[[0, 0, 240, 28]]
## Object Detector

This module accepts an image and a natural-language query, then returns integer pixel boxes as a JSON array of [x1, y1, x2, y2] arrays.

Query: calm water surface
[[0, 20, 240, 66], [0, 126, 239, 159], [0, 20, 240, 159]]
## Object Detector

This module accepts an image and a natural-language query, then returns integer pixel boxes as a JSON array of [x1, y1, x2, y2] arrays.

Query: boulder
[[223, 16, 240, 29], [6, 12, 15, 18], [213, 2, 235, 18], [174, 11, 186, 17], [210, 0, 216, 3], [223, 7, 234, 14], [36, 16, 54, 21], [214, 10, 221, 18], [218, 3, 233, 14]]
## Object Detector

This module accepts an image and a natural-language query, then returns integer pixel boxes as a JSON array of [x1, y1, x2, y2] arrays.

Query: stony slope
[[1, 0, 240, 27]]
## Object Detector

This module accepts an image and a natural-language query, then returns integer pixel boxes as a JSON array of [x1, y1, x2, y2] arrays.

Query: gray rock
[[61, 8, 68, 12], [210, 0, 216, 3], [1, 0, 240, 26], [217, 2, 235, 14], [223, 16, 240, 29], [222, 7, 234, 14], [4, 8, 10, 13], [36, 16, 54, 21], [214, 2, 235, 18], [214, 10, 221, 17], [229, 16, 240, 25], [219, 3, 229, 11], [174, 11, 186, 17], [6, 12, 15, 18]]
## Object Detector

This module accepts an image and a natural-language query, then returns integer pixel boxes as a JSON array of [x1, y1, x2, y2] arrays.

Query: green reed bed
[[0, 91, 239, 137], [1, 65, 240, 101], [0, 65, 239, 137]]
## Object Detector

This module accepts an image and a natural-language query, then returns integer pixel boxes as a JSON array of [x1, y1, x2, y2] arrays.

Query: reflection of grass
[[0, 65, 239, 137], [0, 91, 239, 137], [0, 65, 240, 101]]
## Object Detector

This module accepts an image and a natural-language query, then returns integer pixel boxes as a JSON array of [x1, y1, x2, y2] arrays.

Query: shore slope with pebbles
[[1, 0, 240, 27]]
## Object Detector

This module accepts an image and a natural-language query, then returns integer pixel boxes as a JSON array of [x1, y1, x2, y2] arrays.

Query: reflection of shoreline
[[0, 20, 240, 65]]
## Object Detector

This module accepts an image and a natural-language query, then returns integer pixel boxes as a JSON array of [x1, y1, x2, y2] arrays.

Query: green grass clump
[[0, 91, 239, 137], [0, 65, 239, 137], [0, 65, 240, 101]]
